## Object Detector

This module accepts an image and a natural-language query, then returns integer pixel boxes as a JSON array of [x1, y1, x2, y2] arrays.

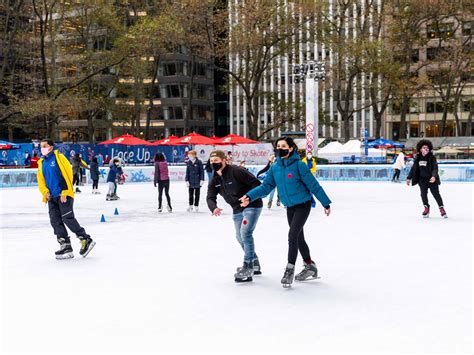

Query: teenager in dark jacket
[[207, 150, 264, 282], [185, 150, 204, 212], [257, 154, 280, 208], [70, 153, 88, 193], [154, 152, 172, 212], [90, 157, 100, 194], [407, 139, 447, 218], [204, 158, 213, 182], [240, 136, 331, 288], [106, 158, 123, 201]]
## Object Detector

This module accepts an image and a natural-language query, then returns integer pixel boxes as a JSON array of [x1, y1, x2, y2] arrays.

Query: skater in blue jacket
[[240, 136, 332, 288]]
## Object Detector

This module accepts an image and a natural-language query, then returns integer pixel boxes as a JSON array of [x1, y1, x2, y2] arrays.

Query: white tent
[[318, 140, 385, 163]]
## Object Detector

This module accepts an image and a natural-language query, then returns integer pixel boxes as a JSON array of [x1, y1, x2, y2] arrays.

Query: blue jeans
[[206, 171, 213, 182], [232, 207, 262, 263], [268, 188, 276, 202]]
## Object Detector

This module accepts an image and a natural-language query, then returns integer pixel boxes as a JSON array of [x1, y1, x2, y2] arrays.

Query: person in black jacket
[[185, 150, 205, 212], [407, 139, 447, 218], [207, 150, 263, 283], [204, 158, 213, 182], [257, 154, 280, 208], [90, 157, 100, 194]]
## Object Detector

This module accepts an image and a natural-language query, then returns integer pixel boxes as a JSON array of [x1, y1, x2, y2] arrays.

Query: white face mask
[[307, 154, 313, 160], [41, 147, 51, 156], [189, 156, 196, 161]]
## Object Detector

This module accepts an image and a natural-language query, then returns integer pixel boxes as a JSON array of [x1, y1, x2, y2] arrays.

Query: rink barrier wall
[[1, 164, 473, 188]]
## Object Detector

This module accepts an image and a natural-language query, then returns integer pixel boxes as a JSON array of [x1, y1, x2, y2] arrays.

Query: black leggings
[[188, 187, 200, 206], [392, 169, 401, 181], [158, 180, 171, 208], [286, 201, 312, 265], [419, 180, 444, 208], [73, 172, 80, 186], [92, 179, 98, 189]]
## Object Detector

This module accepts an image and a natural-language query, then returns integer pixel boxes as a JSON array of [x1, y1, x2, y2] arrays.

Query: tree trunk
[[145, 55, 160, 140], [399, 96, 410, 140], [466, 105, 473, 136], [440, 108, 448, 137], [343, 113, 351, 142], [186, 54, 195, 135], [453, 100, 462, 137], [374, 112, 383, 138]]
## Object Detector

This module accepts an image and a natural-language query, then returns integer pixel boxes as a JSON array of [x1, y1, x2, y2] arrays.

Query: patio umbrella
[[0, 140, 20, 150], [99, 134, 151, 146], [177, 132, 217, 145], [151, 135, 183, 146], [215, 134, 258, 145]]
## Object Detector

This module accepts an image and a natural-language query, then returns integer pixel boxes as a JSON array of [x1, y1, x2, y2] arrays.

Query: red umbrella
[[99, 134, 151, 146], [151, 135, 183, 146], [177, 132, 217, 145], [216, 134, 258, 145]]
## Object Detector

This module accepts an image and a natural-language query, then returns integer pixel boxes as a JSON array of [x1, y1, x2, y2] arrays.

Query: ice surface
[[1, 181, 472, 354]]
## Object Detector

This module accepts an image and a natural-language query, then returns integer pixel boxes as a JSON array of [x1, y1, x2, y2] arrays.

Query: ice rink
[[1, 180, 472, 354]]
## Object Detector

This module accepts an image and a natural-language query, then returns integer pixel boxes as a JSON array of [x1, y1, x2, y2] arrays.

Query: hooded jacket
[[246, 151, 331, 208]]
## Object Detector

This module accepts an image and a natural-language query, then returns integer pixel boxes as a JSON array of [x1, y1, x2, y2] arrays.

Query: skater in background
[[106, 158, 123, 201], [302, 151, 317, 175], [204, 157, 213, 182], [257, 154, 280, 208], [104, 154, 110, 166], [37, 139, 95, 259], [30, 152, 40, 168], [70, 153, 88, 193], [407, 139, 447, 218], [227, 151, 233, 165], [392, 151, 405, 182], [185, 150, 204, 212], [207, 150, 264, 282], [240, 136, 331, 288], [97, 153, 104, 167], [154, 152, 172, 213], [90, 157, 100, 194]]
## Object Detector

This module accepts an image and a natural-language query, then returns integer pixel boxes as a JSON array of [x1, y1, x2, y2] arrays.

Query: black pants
[[419, 180, 444, 208], [392, 169, 401, 181], [48, 196, 88, 243], [72, 172, 80, 186], [286, 201, 312, 265], [188, 187, 201, 206], [92, 179, 98, 189], [158, 180, 171, 208]]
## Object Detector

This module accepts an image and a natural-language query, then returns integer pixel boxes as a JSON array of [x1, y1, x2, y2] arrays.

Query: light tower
[[294, 61, 326, 156]]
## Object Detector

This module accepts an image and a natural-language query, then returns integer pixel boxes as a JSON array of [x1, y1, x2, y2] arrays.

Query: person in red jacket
[[30, 152, 40, 168]]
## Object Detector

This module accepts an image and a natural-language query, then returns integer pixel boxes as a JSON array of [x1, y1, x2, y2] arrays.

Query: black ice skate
[[80, 237, 96, 257], [158, 207, 163, 212], [281, 263, 295, 288], [267, 200, 272, 209], [106, 194, 112, 201], [234, 262, 254, 283], [55, 243, 74, 260], [295, 262, 319, 281], [236, 259, 262, 275], [439, 206, 448, 219], [422, 205, 430, 218]]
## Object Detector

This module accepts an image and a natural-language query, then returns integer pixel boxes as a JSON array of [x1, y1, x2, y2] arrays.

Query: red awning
[[215, 134, 258, 145], [99, 134, 151, 146], [177, 133, 218, 145], [151, 135, 183, 146]]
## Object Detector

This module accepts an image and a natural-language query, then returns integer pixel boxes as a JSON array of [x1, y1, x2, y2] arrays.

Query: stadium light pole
[[293, 61, 326, 157]]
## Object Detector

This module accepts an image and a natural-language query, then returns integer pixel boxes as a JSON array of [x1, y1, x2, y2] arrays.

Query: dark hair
[[92, 157, 98, 163], [416, 139, 433, 153], [41, 138, 54, 147], [155, 152, 165, 162], [275, 136, 298, 151], [33, 152, 38, 157]]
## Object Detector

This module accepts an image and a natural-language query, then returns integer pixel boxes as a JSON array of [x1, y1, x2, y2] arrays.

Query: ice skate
[[167, 205, 172, 213], [267, 200, 272, 209], [106, 194, 112, 201], [295, 261, 319, 281], [193, 206, 199, 213], [234, 262, 254, 283], [187, 205, 193, 212], [440, 206, 447, 219], [55, 242, 74, 260], [281, 263, 295, 288], [422, 205, 430, 218], [236, 259, 261, 275], [158, 207, 163, 213], [80, 237, 96, 257]]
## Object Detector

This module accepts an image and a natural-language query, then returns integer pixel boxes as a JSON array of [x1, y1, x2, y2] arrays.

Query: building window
[[463, 100, 473, 112], [427, 22, 454, 39], [462, 21, 472, 36], [427, 47, 439, 60], [426, 102, 435, 113], [411, 49, 420, 63]]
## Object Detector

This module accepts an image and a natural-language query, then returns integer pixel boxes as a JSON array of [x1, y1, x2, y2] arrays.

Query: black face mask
[[276, 148, 290, 158], [211, 162, 223, 171]]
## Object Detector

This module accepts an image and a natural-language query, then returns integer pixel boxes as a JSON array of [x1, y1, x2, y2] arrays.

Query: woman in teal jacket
[[240, 136, 331, 288]]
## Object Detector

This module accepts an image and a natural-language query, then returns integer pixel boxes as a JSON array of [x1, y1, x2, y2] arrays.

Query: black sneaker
[[80, 237, 96, 257], [55, 243, 74, 260]]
